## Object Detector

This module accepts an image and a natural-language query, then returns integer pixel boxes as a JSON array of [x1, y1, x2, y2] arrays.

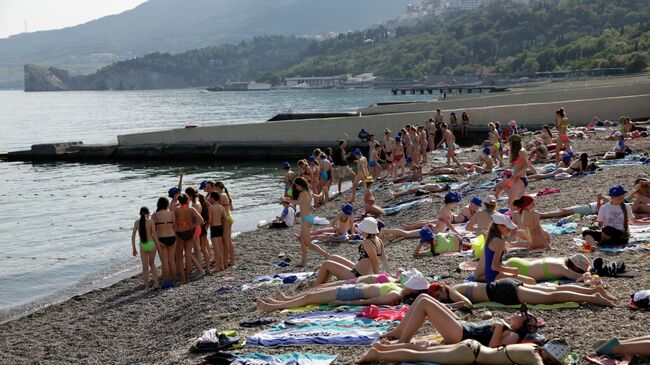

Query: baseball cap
[[342, 203, 354, 215], [395, 136, 401, 142], [492, 213, 517, 229], [167, 187, 181, 198], [354, 148, 362, 156], [281, 162, 291, 169], [568, 254, 590, 273], [470, 196, 483, 206], [608, 184, 626, 197], [307, 155, 316, 163], [199, 180, 208, 190], [483, 147, 491, 154], [444, 192, 461, 204], [484, 195, 497, 205], [419, 227, 435, 243], [634, 172, 649, 184]]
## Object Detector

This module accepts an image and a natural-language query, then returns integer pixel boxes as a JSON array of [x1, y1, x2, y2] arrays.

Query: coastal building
[[284, 76, 347, 89], [447, 0, 481, 11]]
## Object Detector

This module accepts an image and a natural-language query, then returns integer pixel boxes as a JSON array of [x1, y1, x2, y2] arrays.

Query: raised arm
[[177, 168, 184, 191]]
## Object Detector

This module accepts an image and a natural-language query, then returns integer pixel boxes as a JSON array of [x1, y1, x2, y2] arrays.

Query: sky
[[0, 0, 147, 38]]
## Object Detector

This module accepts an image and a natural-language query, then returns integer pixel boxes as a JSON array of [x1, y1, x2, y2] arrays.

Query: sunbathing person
[[356, 339, 571, 365], [310, 204, 357, 242], [428, 279, 616, 308], [528, 153, 589, 181], [593, 335, 650, 357], [631, 173, 650, 216], [504, 254, 594, 282], [603, 132, 628, 160], [413, 228, 466, 257], [392, 157, 423, 183], [390, 182, 448, 199], [427, 163, 475, 176], [539, 193, 606, 219], [511, 195, 550, 250], [475, 147, 494, 174], [454, 196, 481, 223], [466, 195, 497, 236], [314, 217, 388, 285], [363, 178, 385, 217], [380, 294, 541, 347], [403, 192, 462, 234], [528, 139, 549, 162]]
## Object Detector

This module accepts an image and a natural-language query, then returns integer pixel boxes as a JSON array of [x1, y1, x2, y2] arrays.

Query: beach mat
[[247, 323, 387, 347], [384, 197, 432, 216], [232, 353, 338, 365], [472, 302, 580, 310], [241, 272, 315, 291], [542, 223, 578, 236], [280, 304, 364, 314]]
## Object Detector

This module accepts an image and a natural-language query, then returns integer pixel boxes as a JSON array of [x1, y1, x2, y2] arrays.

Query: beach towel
[[357, 305, 410, 322], [542, 223, 578, 236], [536, 188, 561, 196], [242, 272, 315, 291], [286, 310, 375, 327], [191, 330, 245, 353], [247, 323, 387, 347], [232, 353, 338, 365], [280, 304, 365, 314], [384, 198, 432, 216], [585, 355, 632, 365], [472, 302, 580, 310]]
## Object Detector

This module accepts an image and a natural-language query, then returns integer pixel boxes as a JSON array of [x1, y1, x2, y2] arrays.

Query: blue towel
[[233, 353, 337, 365], [542, 223, 577, 236], [247, 323, 387, 347]]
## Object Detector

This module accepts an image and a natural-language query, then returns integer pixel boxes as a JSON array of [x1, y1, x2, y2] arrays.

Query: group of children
[[131, 170, 236, 291]]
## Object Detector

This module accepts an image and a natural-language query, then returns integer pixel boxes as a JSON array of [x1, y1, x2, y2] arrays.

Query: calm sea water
[[0, 88, 423, 321]]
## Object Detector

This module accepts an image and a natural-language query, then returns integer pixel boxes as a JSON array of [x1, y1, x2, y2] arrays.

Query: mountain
[[0, 0, 413, 88]]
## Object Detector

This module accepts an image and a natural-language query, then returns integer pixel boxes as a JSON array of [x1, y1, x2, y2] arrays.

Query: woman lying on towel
[[539, 193, 607, 219], [413, 228, 467, 257], [389, 182, 449, 199], [356, 339, 571, 365], [379, 293, 541, 347], [427, 279, 615, 308], [504, 254, 595, 282], [527, 152, 590, 181]]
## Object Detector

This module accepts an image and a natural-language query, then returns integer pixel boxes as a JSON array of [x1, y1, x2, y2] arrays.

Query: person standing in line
[[333, 139, 355, 194]]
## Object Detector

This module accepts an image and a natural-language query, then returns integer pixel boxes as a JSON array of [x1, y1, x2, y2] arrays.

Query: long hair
[[542, 125, 552, 136], [483, 202, 497, 214], [556, 107, 566, 118], [138, 207, 149, 243], [177, 193, 189, 205], [579, 153, 588, 173], [214, 181, 232, 206], [197, 194, 209, 221], [485, 223, 503, 245], [462, 112, 469, 121], [509, 136, 523, 164], [292, 177, 311, 199], [185, 187, 198, 202], [156, 197, 169, 212]]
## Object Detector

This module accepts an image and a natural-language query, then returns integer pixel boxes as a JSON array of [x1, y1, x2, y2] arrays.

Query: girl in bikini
[[384, 129, 394, 175], [528, 153, 589, 180], [310, 204, 357, 243], [389, 182, 447, 199], [413, 228, 466, 257], [173, 194, 205, 283], [402, 192, 462, 233], [466, 195, 497, 236], [476, 147, 495, 173], [511, 195, 550, 250], [207, 191, 227, 272], [364, 178, 385, 217], [461, 111, 470, 138], [453, 196, 481, 224], [554, 108, 570, 163], [418, 125, 428, 164], [214, 181, 235, 267], [307, 155, 321, 195], [350, 148, 370, 204], [474, 213, 536, 285], [487, 123, 504, 167], [503, 135, 529, 209], [152, 197, 176, 288], [505, 254, 592, 282], [186, 187, 210, 275], [369, 142, 381, 180], [319, 152, 333, 204], [314, 217, 388, 284], [131, 207, 159, 291], [540, 125, 554, 145], [393, 136, 406, 178]]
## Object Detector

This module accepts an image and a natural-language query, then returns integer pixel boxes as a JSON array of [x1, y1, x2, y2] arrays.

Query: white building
[[447, 0, 481, 10]]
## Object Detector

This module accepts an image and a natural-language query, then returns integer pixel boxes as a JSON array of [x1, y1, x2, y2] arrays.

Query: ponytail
[[621, 201, 629, 238], [138, 207, 149, 243], [556, 107, 566, 118]]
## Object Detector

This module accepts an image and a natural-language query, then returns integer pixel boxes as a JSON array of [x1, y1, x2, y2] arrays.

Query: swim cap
[[354, 148, 362, 156], [167, 187, 181, 198], [483, 147, 491, 155], [426, 282, 442, 296], [199, 180, 208, 190], [470, 196, 483, 206], [307, 156, 316, 163], [562, 154, 572, 161], [444, 192, 461, 204], [419, 227, 435, 243], [342, 203, 354, 215], [281, 162, 291, 169], [395, 136, 401, 142]]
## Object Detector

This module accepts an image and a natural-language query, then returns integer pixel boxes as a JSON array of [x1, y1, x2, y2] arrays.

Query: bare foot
[[276, 291, 290, 300], [594, 293, 615, 307], [355, 348, 379, 363], [596, 286, 616, 301], [378, 329, 400, 340], [256, 299, 273, 313]]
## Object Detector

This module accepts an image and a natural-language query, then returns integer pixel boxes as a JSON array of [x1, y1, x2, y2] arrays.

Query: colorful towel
[[286, 310, 376, 327], [247, 323, 387, 347], [280, 304, 364, 314], [233, 353, 338, 365], [472, 302, 580, 310], [241, 272, 315, 291], [384, 198, 432, 216], [542, 222, 578, 236]]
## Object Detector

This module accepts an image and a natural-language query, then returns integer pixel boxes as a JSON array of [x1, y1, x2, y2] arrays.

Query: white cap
[[357, 217, 380, 234], [614, 131, 623, 137], [404, 274, 429, 290], [484, 195, 497, 204], [543, 340, 571, 364], [491, 213, 517, 230]]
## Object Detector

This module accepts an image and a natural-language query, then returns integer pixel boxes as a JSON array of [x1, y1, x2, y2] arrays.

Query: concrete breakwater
[[4, 77, 650, 163]]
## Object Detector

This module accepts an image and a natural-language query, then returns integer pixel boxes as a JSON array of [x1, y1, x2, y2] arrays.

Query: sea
[[0, 88, 424, 322]]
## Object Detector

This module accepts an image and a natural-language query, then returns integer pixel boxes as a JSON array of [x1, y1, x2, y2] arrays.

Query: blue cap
[[395, 136, 401, 142], [199, 180, 208, 190], [419, 227, 435, 243], [354, 148, 362, 156], [608, 184, 626, 197], [470, 196, 483, 206], [281, 162, 291, 169], [168, 187, 181, 198], [342, 203, 354, 215], [483, 147, 491, 155], [308, 156, 316, 163], [444, 191, 461, 204], [562, 154, 572, 161]]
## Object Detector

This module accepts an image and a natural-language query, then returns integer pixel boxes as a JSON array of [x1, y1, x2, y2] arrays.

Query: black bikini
[[159, 236, 176, 246], [210, 225, 224, 238], [358, 239, 383, 261]]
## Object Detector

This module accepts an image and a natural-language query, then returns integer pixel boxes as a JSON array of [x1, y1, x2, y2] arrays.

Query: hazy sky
[[0, 0, 147, 38]]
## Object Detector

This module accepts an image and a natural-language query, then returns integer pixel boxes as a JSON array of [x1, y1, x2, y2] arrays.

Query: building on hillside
[[447, 0, 481, 11]]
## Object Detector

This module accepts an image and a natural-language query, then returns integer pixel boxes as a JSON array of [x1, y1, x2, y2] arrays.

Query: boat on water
[[205, 82, 271, 92]]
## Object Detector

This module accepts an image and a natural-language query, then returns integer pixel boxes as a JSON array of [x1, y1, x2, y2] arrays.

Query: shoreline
[[1, 132, 649, 364]]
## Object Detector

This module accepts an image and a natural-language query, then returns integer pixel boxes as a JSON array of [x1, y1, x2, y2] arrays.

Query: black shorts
[[485, 279, 522, 305], [159, 236, 176, 246], [210, 225, 224, 238], [582, 226, 629, 246], [270, 221, 288, 229]]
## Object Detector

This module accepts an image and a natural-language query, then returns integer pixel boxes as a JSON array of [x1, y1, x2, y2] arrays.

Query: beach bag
[[632, 290, 650, 309], [471, 234, 486, 258]]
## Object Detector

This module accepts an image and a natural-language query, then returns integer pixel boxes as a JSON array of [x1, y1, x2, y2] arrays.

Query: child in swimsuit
[[152, 197, 176, 288], [413, 228, 465, 256], [511, 195, 550, 250], [311, 204, 357, 243], [281, 162, 296, 198], [319, 153, 333, 204], [350, 148, 370, 204], [173, 194, 206, 283], [208, 191, 227, 273], [466, 195, 497, 236], [392, 136, 406, 178], [476, 147, 494, 173], [131, 207, 159, 291], [364, 178, 385, 217], [453, 196, 481, 224]]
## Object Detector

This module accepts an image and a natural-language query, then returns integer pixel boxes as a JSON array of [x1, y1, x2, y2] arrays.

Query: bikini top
[[175, 206, 193, 231], [358, 239, 383, 260], [152, 212, 173, 225]]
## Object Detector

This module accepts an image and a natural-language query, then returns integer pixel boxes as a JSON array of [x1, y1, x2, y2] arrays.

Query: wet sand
[[1, 131, 649, 364]]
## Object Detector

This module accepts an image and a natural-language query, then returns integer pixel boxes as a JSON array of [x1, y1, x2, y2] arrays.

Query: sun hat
[[444, 192, 461, 204], [634, 172, 649, 184], [400, 268, 423, 284], [470, 196, 483, 206], [568, 253, 590, 273], [419, 227, 435, 243], [492, 213, 517, 229], [281, 162, 291, 169], [484, 195, 497, 205], [404, 274, 429, 290], [543, 339, 571, 364], [357, 217, 380, 234], [167, 187, 181, 198], [385, 128, 391, 134], [199, 180, 208, 190], [482, 147, 491, 154], [608, 184, 626, 197], [342, 203, 354, 215]]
